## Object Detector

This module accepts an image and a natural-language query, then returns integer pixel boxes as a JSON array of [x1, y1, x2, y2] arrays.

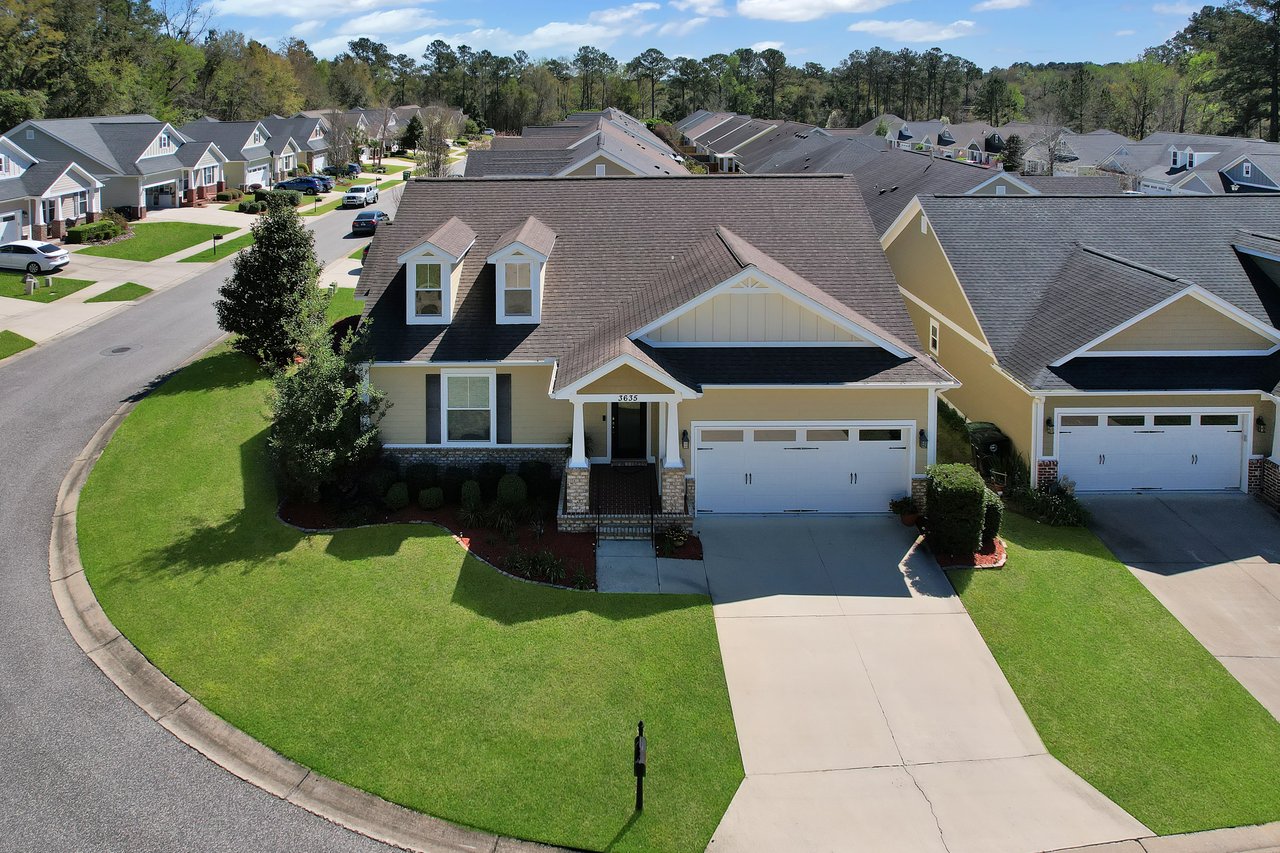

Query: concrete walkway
[[1086, 493, 1280, 721], [702, 515, 1149, 853], [596, 539, 709, 593]]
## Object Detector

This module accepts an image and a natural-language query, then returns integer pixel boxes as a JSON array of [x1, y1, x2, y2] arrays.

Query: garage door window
[[1201, 414, 1240, 426], [700, 429, 743, 442], [754, 429, 796, 442], [1107, 415, 1144, 427], [806, 429, 850, 441], [1154, 415, 1192, 426], [859, 428, 903, 442], [1060, 415, 1098, 427]]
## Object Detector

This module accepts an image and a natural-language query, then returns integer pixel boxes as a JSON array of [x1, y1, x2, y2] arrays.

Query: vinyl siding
[[138, 129, 177, 160], [1043, 394, 1273, 457], [47, 169, 93, 196], [679, 387, 932, 473], [649, 290, 862, 344], [578, 364, 676, 395], [967, 178, 1034, 196], [1093, 297, 1275, 352], [103, 177, 143, 209], [1226, 160, 1279, 189], [564, 154, 635, 176], [884, 209, 988, 342]]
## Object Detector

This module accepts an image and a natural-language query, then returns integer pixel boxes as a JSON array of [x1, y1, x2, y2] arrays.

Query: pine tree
[[1002, 134, 1024, 173], [399, 113, 424, 151]]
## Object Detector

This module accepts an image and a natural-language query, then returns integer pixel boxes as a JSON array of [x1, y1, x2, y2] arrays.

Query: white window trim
[[441, 368, 497, 446], [928, 318, 940, 355], [489, 243, 547, 325], [407, 257, 450, 325], [1243, 161, 1253, 178]]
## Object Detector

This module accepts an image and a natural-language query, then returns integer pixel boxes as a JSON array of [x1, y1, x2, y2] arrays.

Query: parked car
[[275, 177, 325, 195], [0, 240, 70, 274], [311, 174, 335, 192], [481, 128, 496, 136], [343, 185, 379, 208], [323, 163, 361, 177], [351, 210, 391, 234]]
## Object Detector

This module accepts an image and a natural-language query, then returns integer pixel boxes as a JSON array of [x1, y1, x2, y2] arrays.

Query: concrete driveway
[[702, 515, 1148, 853], [1086, 493, 1280, 721]]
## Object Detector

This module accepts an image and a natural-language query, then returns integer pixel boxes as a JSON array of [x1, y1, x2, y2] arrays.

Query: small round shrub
[[460, 479, 482, 511], [406, 462, 439, 493], [237, 200, 253, 212], [497, 473, 527, 508], [418, 486, 444, 510], [384, 481, 410, 511]]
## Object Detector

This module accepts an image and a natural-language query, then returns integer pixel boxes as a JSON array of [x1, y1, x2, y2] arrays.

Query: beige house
[[358, 175, 955, 531], [883, 194, 1280, 500], [0, 134, 103, 242]]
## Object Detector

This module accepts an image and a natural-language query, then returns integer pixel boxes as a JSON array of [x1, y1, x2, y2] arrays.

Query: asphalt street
[[0, 192, 403, 851]]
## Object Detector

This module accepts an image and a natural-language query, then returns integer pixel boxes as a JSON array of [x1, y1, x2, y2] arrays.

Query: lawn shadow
[[602, 811, 641, 852], [127, 349, 263, 403]]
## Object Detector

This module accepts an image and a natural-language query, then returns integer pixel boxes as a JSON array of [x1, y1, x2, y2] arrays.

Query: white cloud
[[338, 9, 449, 34], [657, 16, 710, 35], [750, 40, 784, 50], [670, 0, 728, 14], [289, 19, 323, 36], [589, 2, 660, 24], [1152, 2, 1193, 13], [970, 0, 1028, 10], [211, 0, 411, 18], [737, 0, 903, 22], [847, 18, 977, 41], [1114, 28, 1136, 35]]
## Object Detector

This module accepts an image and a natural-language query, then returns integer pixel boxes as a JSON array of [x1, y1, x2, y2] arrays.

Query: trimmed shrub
[[925, 463, 986, 556], [384, 481, 410, 511], [460, 479, 482, 511], [1005, 479, 1088, 527], [518, 460, 552, 500], [440, 466, 471, 503], [406, 462, 439, 493], [981, 487, 1003, 544], [105, 209, 130, 231], [66, 220, 122, 244], [253, 189, 270, 202], [497, 473, 527, 508], [215, 189, 243, 202], [269, 189, 303, 207], [418, 486, 444, 510], [477, 462, 506, 501]]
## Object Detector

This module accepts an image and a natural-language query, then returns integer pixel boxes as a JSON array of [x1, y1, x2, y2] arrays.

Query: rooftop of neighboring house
[[359, 174, 949, 391], [677, 111, 741, 141], [726, 121, 817, 171], [1134, 138, 1280, 193], [914, 194, 1280, 392], [0, 136, 102, 202], [692, 117, 782, 156], [262, 115, 327, 153], [852, 113, 906, 135], [177, 119, 273, 161], [8, 114, 188, 176]]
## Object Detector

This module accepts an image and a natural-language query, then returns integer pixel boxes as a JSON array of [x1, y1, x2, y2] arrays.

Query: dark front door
[[611, 401, 647, 460]]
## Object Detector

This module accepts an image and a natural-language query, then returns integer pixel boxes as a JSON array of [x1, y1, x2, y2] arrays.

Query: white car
[[343, 185, 379, 207], [0, 239, 70, 274]]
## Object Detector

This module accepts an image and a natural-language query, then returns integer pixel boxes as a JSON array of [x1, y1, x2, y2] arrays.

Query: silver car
[[343, 185, 379, 208], [0, 239, 70, 274]]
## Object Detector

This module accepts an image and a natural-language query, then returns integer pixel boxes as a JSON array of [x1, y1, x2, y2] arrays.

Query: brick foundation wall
[[910, 477, 927, 513], [564, 465, 589, 514], [1036, 459, 1059, 489], [660, 467, 686, 514], [384, 445, 566, 471], [1260, 458, 1280, 509], [556, 511, 692, 534], [29, 223, 45, 240], [1249, 457, 1263, 495]]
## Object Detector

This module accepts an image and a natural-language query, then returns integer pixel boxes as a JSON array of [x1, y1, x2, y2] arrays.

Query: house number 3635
[[616, 394, 639, 402]]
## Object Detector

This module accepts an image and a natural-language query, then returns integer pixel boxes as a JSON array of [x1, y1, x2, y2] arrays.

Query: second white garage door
[[1056, 409, 1248, 492], [695, 423, 913, 513]]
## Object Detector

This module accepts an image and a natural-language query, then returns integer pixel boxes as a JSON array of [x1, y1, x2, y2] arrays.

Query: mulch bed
[[279, 501, 596, 589], [932, 536, 1007, 570], [657, 535, 703, 560]]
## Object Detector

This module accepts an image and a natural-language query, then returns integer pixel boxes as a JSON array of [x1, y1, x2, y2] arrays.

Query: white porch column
[[926, 387, 938, 468], [657, 401, 668, 462], [569, 398, 588, 468], [664, 399, 682, 469]]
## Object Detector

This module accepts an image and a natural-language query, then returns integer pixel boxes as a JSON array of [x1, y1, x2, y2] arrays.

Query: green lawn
[[79, 223, 238, 262], [178, 233, 255, 263], [0, 330, 34, 360], [0, 270, 96, 303], [326, 287, 364, 323], [952, 514, 1280, 835], [77, 349, 742, 853], [348, 246, 366, 260], [86, 282, 152, 303]]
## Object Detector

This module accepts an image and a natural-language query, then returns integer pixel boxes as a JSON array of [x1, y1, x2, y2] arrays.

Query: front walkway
[[702, 515, 1149, 853], [1086, 493, 1280, 721]]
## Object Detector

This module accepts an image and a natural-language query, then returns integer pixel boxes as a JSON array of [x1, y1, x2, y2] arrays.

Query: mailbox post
[[211, 232, 223, 257], [633, 720, 646, 812]]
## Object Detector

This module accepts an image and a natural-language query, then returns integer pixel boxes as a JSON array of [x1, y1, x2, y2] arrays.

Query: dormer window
[[414, 263, 443, 317], [1170, 150, 1179, 168], [399, 216, 476, 326], [1244, 161, 1254, 178], [253, 129, 262, 145], [503, 262, 533, 316], [159, 133, 171, 151], [1186, 151, 1196, 168], [0, 154, 7, 175], [487, 216, 555, 325]]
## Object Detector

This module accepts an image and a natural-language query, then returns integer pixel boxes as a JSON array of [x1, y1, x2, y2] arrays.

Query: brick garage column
[[1249, 457, 1263, 495], [661, 467, 686, 514], [1261, 459, 1280, 509], [910, 477, 928, 513], [564, 465, 590, 514], [1036, 459, 1058, 489]]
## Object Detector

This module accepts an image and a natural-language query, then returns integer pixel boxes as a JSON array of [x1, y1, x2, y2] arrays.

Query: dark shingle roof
[[1019, 174, 1125, 194], [177, 120, 270, 161], [645, 346, 942, 390], [361, 175, 946, 390], [919, 194, 1280, 390], [491, 216, 556, 256], [465, 149, 579, 176]]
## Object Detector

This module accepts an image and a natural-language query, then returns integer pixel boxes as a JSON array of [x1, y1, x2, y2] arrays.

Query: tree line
[[1, 0, 1276, 141]]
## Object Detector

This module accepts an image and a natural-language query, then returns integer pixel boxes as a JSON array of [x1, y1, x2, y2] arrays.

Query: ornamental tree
[[215, 193, 320, 366]]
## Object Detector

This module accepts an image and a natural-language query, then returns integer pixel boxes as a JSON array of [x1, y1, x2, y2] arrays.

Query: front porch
[[557, 462, 692, 537]]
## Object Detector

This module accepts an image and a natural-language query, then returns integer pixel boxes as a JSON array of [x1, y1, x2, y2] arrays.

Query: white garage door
[[695, 423, 913, 513], [246, 165, 269, 186], [312, 155, 327, 172], [0, 214, 19, 243], [1056, 410, 1248, 492]]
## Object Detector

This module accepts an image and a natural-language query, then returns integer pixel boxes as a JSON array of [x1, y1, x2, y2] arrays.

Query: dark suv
[[275, 176, 325, 194]]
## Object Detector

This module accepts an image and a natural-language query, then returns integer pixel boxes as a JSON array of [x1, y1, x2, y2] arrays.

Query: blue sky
[[208, 0, 1205, 69]]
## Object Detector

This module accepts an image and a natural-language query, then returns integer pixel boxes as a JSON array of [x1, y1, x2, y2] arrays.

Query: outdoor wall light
[[681, 429, 689, 449], [918, 429, 928, 449], [1257, 417, 1268, 435], [1045, 418, 1055, 434]]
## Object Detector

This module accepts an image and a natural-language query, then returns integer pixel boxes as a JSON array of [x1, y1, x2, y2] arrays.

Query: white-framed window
[[1170, 150, 1178, 168], [595, 163, 606, 176], [160, 133, 172, 151], [503, 262, 532, 317], [414, 263, 443, 318], [42, 198, 57, 223], [0, 154, 7, 175], [203, 165, 217, 184], [443, 370, 495, 444], [995, 184, 1007, 196], [928, 318, 940, 354], [1243, 161, 1253, 178], [74, 191, 87, 216], [252, 129, 262, 145], [1186, 151, 1196, 168]]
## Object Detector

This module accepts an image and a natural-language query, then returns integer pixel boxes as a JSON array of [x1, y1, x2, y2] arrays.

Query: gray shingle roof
[[360, 175, 947, 390], [19, 115, 180, 176], [491, 216, 556, 257], [1019, 174, 1125, 194], [425, 216, 476, 259], [918, 194, 1280, 391], [178, 120, 270, 161], [645, 346, 941, 390], [261, 116, 327, 154], [466, 110, 686, 177], [465, 149, 579, 176], [0, 161, 92, 201]]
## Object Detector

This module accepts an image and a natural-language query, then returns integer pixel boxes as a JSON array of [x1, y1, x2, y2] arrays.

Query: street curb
[[49, 346, 567, 853]]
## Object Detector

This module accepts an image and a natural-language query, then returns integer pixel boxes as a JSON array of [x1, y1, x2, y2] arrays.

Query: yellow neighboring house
[[356, 174, 956, 530], [883, 193, 1280, 500]]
